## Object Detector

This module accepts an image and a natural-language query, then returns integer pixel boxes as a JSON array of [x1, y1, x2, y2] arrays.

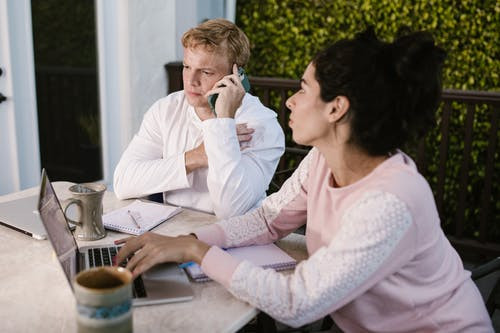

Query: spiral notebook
[[102, 200, 182, 235], [185, 243, 297, 282]]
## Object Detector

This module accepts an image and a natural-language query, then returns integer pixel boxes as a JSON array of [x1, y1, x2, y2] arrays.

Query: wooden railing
[[165, 61, 500, 258]]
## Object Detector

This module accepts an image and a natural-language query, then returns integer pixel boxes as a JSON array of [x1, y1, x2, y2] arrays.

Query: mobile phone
[[208, 67, 251, 115]]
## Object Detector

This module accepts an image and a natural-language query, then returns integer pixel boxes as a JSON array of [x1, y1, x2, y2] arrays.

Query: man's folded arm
[[113, 101, 196, 200], [113, 134, 193, 199], [203, 118, 285, 218]]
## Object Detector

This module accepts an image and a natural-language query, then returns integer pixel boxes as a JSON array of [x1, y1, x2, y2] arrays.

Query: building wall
[[0, 0, 234, 193], [129, 0, 229, 135], [0, 0, 40, 195], [128, 0, 177, 136], [97, 0, 234, 187]]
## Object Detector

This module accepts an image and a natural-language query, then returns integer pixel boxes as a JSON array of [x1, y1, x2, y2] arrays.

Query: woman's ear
[[327, 96, 350, 123]]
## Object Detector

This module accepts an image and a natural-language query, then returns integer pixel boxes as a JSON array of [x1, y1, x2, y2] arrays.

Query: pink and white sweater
[[194, 149, 493, 332]]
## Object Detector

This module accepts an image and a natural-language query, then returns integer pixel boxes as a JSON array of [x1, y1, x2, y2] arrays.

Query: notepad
[[185, 243, 297, 282], [102, 200, 182, 235]]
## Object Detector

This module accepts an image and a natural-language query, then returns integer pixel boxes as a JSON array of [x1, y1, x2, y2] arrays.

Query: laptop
[[0, 195, 47, 240], [37, 169, 194, 306]]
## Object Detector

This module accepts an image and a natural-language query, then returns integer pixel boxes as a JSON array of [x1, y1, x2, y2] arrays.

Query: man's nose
[[186, 71, 200, 87]]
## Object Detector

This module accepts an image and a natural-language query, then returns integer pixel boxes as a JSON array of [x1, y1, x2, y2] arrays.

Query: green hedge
[[236, 0, 499, 242], [236, 0, 498, 91], [32, 0, 96, 67]]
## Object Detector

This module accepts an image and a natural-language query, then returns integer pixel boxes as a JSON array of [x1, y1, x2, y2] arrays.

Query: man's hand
[[236, 123, 254, 149], [185, 143, 208, 174], [114, 232, 209, 278], [185, 123, 254, 173], [205, 64, 245, 119]]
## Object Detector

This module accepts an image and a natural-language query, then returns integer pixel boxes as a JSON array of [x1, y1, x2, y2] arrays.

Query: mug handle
[[61, 198, 83, 227]]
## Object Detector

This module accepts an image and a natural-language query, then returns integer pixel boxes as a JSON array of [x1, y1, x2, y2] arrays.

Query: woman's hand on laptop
[[114, 232, 210, 278]]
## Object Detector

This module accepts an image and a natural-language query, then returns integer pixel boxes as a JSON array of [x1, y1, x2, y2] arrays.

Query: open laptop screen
[[38, 169, 78, 284]]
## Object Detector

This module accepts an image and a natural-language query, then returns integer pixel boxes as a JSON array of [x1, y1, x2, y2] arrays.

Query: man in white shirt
[[113, 19, 285, 218]]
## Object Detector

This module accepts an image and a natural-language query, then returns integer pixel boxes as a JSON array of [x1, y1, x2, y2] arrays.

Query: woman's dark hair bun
[[313, 27, 447, 156], [389, 30, 447, 84]]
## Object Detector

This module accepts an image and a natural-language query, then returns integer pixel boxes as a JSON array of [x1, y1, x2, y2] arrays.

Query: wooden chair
[[471, 257, 500, 317], [146, 192, 164, 203]]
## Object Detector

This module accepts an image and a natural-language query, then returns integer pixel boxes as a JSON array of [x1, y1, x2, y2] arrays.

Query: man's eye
[[202, 71, 214, 75]]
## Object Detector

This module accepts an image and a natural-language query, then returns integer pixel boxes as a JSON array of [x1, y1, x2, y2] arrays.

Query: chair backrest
[[471, 257, 500, 317]]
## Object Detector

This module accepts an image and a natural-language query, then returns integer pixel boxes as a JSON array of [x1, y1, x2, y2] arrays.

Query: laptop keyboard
[[88, 246, 147, 298]]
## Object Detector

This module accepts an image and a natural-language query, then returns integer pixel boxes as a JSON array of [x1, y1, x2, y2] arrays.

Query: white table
[[0, 182, 307, 333]]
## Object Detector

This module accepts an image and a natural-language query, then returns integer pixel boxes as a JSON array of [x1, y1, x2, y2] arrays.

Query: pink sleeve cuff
[[200, 246, 241, 288], [194, 224, 226, 247]]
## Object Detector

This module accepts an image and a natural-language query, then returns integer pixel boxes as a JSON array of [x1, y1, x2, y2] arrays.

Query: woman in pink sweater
[[116, 28, 493, 331]]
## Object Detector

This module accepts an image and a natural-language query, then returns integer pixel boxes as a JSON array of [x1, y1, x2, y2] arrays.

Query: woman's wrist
[[190, 239, 210, 265], [178, 235, 210, 264]]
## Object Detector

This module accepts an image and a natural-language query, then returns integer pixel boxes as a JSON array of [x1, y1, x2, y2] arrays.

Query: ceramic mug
[[62, 183, 107, 240], [73, 266, 133, 333]]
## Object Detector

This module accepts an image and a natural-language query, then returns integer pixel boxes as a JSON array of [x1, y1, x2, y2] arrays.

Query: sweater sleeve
[[195, 148, 314, 247], [113, 100, 191, 199], [201, 190, 414, 328]]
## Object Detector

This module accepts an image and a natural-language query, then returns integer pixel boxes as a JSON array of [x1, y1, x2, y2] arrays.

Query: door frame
[[0, 0, 40, 195]]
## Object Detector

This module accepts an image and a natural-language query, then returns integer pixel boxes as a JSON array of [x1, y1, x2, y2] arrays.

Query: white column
[[225, 0, 237, 22], [95, 0, 128, 188], [0, 0, 40, 194], [96, 0, 177, 188]]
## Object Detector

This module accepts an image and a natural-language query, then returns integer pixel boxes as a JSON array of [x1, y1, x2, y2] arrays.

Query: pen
[[127, 210, 142, 229], [178, 261, 195, 269]]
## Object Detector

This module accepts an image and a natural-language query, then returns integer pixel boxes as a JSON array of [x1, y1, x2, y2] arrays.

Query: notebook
[[37, 169, 194, 306], [0, 195, 47, 240], [185, 243, 297, 282], [102, 200, 182, 235]]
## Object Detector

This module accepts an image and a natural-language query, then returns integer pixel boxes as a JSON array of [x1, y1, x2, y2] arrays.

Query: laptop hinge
[[77, 249, 85, 272]]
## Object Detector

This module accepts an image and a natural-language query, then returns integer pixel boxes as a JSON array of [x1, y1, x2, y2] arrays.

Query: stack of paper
[[185, 243, 297, 282], [102, 200, 182, 235]]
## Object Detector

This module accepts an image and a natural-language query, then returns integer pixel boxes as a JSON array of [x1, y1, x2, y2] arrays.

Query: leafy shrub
[[237, 0, 498, 90], [237, 0, 499, 242]]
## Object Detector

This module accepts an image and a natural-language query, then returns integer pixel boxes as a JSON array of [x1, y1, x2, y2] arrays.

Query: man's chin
[[185, 95, 209, 108]]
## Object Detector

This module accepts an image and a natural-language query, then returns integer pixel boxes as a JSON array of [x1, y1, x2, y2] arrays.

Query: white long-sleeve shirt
[[194, 149, 493, 331], [113, 91, 285, 218]]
